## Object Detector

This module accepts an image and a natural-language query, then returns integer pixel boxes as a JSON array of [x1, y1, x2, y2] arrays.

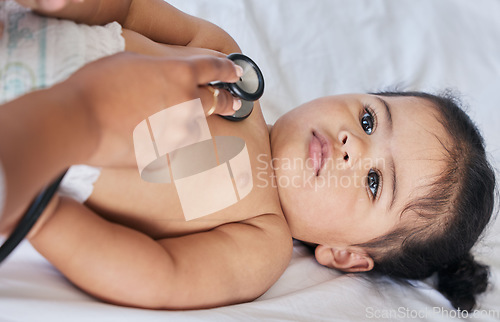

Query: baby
[[2, 0, 495, 311]]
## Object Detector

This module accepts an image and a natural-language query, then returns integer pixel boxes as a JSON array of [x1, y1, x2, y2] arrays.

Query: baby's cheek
[[330, 185, 364, 216]]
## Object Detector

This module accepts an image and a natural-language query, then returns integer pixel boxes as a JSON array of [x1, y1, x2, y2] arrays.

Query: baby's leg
[[28, 195, 175, 308]]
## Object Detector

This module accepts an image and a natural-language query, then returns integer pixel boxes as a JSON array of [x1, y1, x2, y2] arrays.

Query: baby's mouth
[[309, 131, 329, 176]]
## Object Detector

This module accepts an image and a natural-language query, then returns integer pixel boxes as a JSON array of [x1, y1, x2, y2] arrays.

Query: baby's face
[[270, 94, 448, 249]]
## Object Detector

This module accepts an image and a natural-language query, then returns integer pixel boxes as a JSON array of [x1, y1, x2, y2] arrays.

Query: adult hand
[[65, 52, 242, 167], [15, 0, 82, 12], [0, 52, 241, 224]]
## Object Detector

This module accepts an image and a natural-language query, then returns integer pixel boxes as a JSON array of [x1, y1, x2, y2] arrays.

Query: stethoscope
[[212, 53, 264, 121], [0, 53, 264, 264]]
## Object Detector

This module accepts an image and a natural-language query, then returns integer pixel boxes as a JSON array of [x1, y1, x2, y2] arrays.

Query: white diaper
[[0, 0, 126, 202]]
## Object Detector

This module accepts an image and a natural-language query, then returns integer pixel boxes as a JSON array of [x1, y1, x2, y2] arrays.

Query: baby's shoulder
[[202, 212, 293, 281], [232, 212, 293, 257]]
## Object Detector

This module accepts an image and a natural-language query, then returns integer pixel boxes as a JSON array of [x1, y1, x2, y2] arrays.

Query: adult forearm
[[0, 82, 96, 221], [0, 51, 241, 230]]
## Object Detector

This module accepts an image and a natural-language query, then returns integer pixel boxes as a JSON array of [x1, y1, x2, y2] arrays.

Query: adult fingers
[[199, 86, 241, 117], [160, 45, 228, 60], [16, 0, 69, 11], [38, 0, 69, 11], [188, 55, 244, 86]]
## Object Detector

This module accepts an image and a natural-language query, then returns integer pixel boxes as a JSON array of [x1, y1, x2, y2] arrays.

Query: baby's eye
[[367, 169, 380, 199], [360, 107, 376, 135]]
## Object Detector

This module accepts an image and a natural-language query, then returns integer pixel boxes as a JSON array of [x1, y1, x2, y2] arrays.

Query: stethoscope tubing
[[0, 170, 67, 264]]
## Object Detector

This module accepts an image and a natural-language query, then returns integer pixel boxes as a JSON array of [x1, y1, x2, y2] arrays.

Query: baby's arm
[[28, 196, 292, 309], [31, 0, 240, 54]]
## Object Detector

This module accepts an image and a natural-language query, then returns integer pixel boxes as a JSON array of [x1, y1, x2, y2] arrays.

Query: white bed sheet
[[1, 0, 500, 321]]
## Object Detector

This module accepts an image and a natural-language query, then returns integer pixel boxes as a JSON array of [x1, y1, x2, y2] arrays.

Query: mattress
[[1, 0, 500, 320]]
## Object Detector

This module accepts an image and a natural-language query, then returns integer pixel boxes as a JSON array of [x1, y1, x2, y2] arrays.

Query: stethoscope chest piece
[[212, 53, 264, 121]]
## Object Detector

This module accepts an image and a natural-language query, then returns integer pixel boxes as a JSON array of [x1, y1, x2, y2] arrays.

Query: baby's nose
[[338, 131, 366, 169]]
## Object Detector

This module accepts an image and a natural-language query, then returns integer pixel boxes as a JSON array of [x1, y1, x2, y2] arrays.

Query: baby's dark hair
[[357, 91, 496, 311]]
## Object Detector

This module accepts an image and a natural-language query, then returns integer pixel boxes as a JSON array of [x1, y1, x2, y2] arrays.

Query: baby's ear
[[315, 245, 374, 273]]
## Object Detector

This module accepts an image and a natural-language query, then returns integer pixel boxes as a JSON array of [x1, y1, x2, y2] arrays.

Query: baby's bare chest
[[86, 112, 282, 238], [87, 168, 279, 238]]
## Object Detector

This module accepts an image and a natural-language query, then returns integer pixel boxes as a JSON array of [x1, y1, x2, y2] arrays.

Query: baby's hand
[[15, 0, 83, 11]]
